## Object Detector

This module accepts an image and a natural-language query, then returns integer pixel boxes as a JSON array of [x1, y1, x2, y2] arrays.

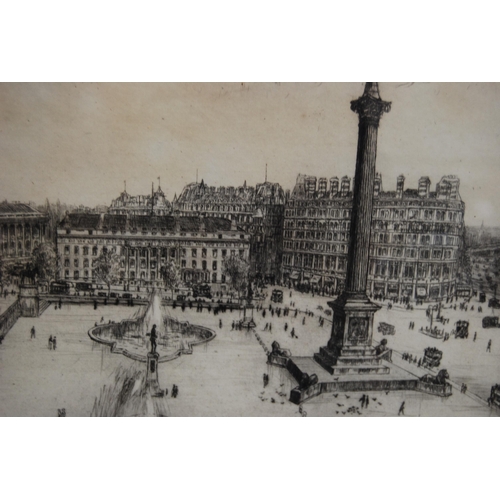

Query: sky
[[1, 82, 499, 225]]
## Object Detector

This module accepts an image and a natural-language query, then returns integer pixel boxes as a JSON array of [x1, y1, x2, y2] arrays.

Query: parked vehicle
[[75, 282, 93, 292], [271, 289, 283, 303], [193, 284, 212, 299], [482, 316, 499, 328], [489, 298, 500, 309], [122, 293, 132, 299], [176, 294, 187, 302], [453, 320, 469, 339], [50, 281, 70, 295], [479, 292, 486, 303]]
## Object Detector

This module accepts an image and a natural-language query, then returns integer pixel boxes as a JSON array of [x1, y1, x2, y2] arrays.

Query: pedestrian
[[473, 332, 477, 342], [302, 316, 305, 325], [359, 394, 366, 408], [231, 321, 235, 330], [284, 322, 288, 332], [53, 336, 57, 351], [48, 335, 53, 350], [30, 326, 36, 339], [365, 395, 369, 408], [269, 323, 272, 332], [263, 373, 268, 388], [219, 319, 222, 329], [398, 401, 405, 416], [291, 328, 295, 338], [487, 339, 492, 352]]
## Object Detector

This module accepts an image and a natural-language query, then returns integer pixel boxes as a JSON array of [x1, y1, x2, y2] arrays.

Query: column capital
[[351, 83, 391, 125]]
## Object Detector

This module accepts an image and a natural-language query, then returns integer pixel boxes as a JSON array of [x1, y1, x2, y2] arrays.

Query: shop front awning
[[303, 272, 312, 280], [310, 276, 321, 284], [289, 271, 300, 280], [417, 287, 427, 297]]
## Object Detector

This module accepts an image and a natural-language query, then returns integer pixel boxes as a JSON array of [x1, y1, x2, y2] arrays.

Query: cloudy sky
[[1, 82, 499, 225]]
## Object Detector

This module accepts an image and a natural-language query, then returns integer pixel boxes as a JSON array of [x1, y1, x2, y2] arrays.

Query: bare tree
[[222, 254, 249, 301], [92, 249, 123, 297], [160, 260, 181, 299]]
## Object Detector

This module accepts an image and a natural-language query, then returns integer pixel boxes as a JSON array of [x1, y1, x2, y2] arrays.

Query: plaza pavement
[[0, 288, 498, 416]]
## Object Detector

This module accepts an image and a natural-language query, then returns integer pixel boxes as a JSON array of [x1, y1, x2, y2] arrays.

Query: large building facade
[[0, 201, 49, 266], [282, 174, 465, 300], [174, 180, 286, 283], [57, 213, 250, 291]]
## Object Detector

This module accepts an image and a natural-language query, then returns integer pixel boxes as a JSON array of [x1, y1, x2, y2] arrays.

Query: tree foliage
[[0, 256, 12, 293], [222, 254, 249, 299], [31, 243, 58, 283], [92, 249, 123, 296], [160, 260, 181, 298]]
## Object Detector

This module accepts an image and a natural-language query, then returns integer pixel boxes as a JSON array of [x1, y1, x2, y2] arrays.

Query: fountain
[[88, 290, 216, 362]]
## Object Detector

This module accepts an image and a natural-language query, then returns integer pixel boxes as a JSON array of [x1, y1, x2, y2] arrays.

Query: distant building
[[0, 201, 49, 268], [109, 184, 172, 216], [174, 180, 286, 283], [57, 213, 250, 291], [282, 174, 465, 300]]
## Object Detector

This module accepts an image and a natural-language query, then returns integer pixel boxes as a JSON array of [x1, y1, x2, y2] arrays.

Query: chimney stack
[[418, 177, 431, 198]]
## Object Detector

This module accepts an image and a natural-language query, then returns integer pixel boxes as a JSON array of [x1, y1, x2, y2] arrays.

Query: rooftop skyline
[[1, 83, 499, 225]]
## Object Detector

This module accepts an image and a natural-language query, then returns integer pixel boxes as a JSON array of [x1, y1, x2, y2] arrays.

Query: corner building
[[282, 174, 464, 301], [174, 180, 285, 284]]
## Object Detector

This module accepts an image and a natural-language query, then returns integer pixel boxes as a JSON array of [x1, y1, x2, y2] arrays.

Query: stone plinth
[[314, 294, 390, 375], [19, 284, 39, 317], [146, 352, 160, 385]]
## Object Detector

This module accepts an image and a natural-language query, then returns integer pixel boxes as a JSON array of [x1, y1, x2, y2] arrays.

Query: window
[[192, 249, 197, 258], [83, 259, 89, 268], [239, 250, 244, 258], [212, 261, 217, 271], [84, 270, 89, 278], [130, 259, 135, 267], [181, 248, 186, 258], [83, 246, 89, 255], [170, 249, 176, 258], [130, 271, 136, 279], [222, 250, 227, 258], [202, 248, 207, 258], [92, 246, 98, 256], [64, 259, 70, 267], [74, 246, 79, 255], [151, 272, 155, 281], [74, 270, 79, 280], [212, 272, 217, 283], [221, 274, 226, 283], [213, 249, 218, 258], [64, 246, 70, 255], [141, 260, 146, 269], [74, 259, 79, 268], [181, 260, 186, 268], [202, 260, 207, 270], [192, 260, 197, 269], [64, 269, 69, 279]]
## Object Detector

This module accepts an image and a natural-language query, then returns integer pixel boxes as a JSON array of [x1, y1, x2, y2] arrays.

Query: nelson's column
[[314, 83, 392, 375]]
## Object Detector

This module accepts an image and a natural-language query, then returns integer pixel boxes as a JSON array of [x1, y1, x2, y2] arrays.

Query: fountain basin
[[88, 317, 215, 363]]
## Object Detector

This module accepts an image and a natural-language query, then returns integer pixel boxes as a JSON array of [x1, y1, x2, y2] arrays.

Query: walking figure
[[473, 332, 477, 342], [30, 326, 36, 339], [219, 319, 222, 329], [487, 339, 492, 352], [263, 373, 269, 388], [48, 335, 53, 350], [359, 394, 366, 408], [52, 336, 57, 351], [398, 401, 405, 416]]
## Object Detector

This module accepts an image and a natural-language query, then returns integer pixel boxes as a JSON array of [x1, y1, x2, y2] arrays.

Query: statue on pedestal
[[149, 324, 157, 354]]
